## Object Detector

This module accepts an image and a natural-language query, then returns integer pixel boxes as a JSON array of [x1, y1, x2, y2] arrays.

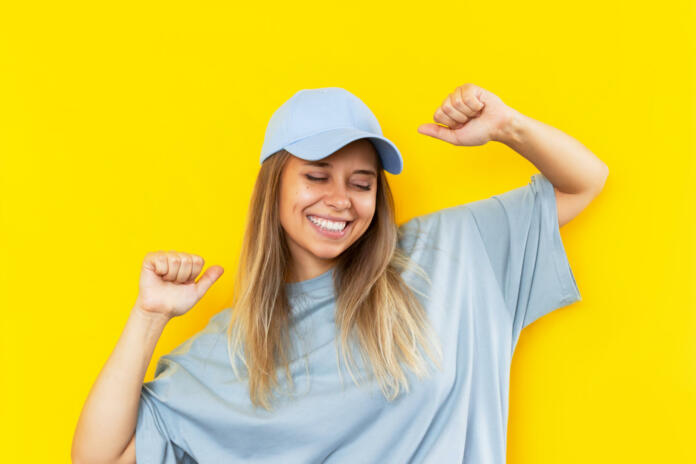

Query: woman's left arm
[[417, 83, 609, 227]]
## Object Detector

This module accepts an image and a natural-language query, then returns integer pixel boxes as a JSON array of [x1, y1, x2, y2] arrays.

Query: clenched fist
[[417, 83, 515, 147], [134, 250, 224, 320]]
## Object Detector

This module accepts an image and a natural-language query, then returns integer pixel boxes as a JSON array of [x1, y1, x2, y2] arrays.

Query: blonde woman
[[72, 84, 608, 463]]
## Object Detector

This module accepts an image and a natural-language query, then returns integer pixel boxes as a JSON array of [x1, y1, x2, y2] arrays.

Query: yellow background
[[1, 1, 694, 462]]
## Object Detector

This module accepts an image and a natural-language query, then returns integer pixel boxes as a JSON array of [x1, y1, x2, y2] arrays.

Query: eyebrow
[[302, 161, 377, 177]]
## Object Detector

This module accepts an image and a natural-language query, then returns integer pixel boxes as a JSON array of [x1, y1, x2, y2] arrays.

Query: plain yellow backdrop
[[1, 1, 694, 462]]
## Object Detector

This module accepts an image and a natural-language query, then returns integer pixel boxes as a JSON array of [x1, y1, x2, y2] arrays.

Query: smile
[[306, 215, 353, 238]]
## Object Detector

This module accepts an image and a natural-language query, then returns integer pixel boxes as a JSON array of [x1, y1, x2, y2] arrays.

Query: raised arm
[[71, 305, 170, 464], [71, 251, 224, 464], [416, 82, 609, 227]]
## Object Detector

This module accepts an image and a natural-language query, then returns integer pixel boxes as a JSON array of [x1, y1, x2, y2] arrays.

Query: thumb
[[417, 123, 459, 145], [195, 265, 225, 298]]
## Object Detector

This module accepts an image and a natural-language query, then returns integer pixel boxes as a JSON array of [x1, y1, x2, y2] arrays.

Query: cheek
[[297, 185, 319, 200], [354, 197, 377, 215], [284, 187, 322, 223], [356, 196, 376, 217], [293, 188, 321, 211]]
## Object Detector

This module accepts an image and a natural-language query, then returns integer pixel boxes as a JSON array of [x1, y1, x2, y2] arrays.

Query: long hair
[[227, 148, 443, 411]]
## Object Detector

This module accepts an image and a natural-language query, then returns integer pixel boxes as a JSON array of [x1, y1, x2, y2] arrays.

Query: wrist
[[132, 302, 172, 327], [491, 108, 525, 146]]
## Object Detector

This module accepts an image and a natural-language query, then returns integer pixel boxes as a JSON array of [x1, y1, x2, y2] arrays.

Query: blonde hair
[[227, 148, 443, 411]]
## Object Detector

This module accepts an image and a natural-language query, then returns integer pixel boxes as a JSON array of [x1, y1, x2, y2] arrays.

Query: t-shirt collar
[[285, 266, 336, 300]]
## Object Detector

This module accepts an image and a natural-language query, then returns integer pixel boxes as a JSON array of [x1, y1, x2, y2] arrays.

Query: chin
[[309, 247, 346, 260]]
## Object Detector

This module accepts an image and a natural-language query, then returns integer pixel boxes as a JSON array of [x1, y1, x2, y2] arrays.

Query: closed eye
[[305, 174, 371, 191]]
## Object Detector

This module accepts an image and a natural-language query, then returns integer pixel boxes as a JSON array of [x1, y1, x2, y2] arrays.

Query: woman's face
[[279, 139, 379, 282]]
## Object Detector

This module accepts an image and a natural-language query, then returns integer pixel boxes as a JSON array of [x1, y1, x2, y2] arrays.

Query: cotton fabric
[[135, 173, 581, 463]]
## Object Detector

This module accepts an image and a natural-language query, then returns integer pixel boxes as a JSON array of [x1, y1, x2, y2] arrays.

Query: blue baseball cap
[[260, 87, 403, 174]]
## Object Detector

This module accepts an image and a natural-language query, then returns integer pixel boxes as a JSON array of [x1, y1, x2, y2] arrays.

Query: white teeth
[[308, 215, 347, 231]]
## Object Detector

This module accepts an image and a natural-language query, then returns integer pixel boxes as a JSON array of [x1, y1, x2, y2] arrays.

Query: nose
[[324, 184, 351, 210]]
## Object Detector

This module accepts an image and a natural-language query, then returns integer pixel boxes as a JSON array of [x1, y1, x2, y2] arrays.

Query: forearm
[[72, 304, 170, 464], [493, 109, 609, 194]]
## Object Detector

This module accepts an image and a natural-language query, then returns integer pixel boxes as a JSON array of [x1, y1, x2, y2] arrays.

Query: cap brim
[[283, 127, 403, 175]]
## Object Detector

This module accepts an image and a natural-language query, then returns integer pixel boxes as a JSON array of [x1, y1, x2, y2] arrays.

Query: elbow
[[601, 164, 609, 188], [592, 163, 609, 195]]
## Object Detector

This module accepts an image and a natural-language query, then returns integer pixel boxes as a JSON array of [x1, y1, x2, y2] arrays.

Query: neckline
[[285, 266, 335, 298]]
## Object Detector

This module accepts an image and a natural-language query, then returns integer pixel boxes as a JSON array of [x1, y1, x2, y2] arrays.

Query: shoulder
[[207, 307, 233, 330], [396, 205, 479, 261], [399, 204, 475, 237], [164, 308, 232, 363]]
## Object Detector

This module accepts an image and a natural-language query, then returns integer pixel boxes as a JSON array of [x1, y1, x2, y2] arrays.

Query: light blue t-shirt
[[136, 173, 582, 463]]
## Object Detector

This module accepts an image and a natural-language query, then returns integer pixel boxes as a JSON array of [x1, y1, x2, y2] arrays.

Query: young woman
[[72, 84, 608, 463]]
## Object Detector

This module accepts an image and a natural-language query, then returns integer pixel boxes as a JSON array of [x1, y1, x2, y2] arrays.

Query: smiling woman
[[116, 86, 587, 464], [227, 144, 442, 413], [279, 138, 381, 283]]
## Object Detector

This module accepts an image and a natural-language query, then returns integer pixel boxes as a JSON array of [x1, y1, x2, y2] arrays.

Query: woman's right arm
[[71, 251, 224, 464], [71, 305, 170, 464]]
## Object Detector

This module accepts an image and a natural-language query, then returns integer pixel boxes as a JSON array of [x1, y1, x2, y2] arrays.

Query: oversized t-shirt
[[135, 173, 582, 463]]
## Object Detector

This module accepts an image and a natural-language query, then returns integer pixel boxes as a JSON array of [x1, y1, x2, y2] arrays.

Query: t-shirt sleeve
[[135, 357, 198, 463], [465, 173, 582, 333]]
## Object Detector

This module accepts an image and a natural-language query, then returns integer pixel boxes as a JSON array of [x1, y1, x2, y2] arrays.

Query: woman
[[72, 84, 609, 463]]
